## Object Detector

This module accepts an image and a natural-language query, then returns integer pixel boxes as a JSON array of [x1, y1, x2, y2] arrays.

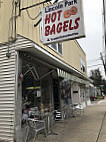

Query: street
[[33, 98, 106, 142]]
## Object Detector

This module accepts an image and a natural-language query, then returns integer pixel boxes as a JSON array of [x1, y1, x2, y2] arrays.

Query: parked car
[[102, 95, 105, 99], [90, 96, 97, 101]]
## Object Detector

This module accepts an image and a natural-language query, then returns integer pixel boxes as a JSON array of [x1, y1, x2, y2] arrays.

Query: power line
[[87, 55, 106, 63], [87, 64, 103, 68], [87, 58, 101, 63]]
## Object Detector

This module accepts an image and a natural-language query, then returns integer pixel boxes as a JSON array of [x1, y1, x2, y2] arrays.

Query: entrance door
[[53, 79, 60, 110]]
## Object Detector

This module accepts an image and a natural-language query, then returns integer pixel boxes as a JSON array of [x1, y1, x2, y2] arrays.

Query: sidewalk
[[31, 99, 106, 142]]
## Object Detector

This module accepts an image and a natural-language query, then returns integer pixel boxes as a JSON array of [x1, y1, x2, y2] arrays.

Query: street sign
[[41, 0, 85, 44]]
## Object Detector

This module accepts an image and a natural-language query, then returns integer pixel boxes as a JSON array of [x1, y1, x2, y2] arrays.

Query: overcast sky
[[77, 0, 105, 78]]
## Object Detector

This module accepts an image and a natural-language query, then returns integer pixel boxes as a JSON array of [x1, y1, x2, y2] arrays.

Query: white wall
[[71, 83, 91, 107], [71, 83, 80, 104]]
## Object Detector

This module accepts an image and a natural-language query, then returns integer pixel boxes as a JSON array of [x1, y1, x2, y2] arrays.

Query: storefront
[[0, 35, 91, 142], [15, 51, 62, 141], [57, 69, 91, 107], [14, 36, 91, 141]]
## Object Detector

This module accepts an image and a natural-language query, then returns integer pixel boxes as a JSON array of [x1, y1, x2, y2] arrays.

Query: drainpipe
[[19, 0, 21, 16], [6, 1, 18, 58], [6, 17, 12, 58]]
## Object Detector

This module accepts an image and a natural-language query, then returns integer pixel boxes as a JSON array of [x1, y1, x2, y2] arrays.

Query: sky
[[77, 0, 105, 79]]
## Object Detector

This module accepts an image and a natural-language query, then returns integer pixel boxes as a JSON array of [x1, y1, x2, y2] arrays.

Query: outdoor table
[[45, 111, 58, 135]]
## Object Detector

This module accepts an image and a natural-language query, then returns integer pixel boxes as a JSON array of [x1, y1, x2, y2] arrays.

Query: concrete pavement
[[31, 98, 106, 142]]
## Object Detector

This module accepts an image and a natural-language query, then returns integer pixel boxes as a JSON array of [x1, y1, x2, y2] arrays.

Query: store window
[[21, 57, 53, 125], [80, 57, 86, 73], [60, 80, 71, 106], [22, 74, 41, 123], [49, 42, 62, 55]]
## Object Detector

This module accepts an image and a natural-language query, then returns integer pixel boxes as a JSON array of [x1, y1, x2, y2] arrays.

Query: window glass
[[80, 57, 86, 72], [49, 42, 62, 55], [58, 43, 62, 54], [51, 43, 57, 50]]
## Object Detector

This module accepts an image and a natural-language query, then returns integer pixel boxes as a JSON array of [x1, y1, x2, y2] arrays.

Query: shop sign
[[41, 0, 85, 44]]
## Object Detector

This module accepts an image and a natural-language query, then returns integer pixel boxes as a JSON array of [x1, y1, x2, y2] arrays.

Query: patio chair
[[74, 104, 84, 116], [27, 118, 47, 142], [68, 104, 76, 117], [69, 103, 84, 117], [54, 108, 66, 121]]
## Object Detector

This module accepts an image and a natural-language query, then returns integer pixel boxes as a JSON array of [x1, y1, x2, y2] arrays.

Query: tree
[[89, 68, 106, 94], [101, 79, 106, 94], [90, 68, 102, 87]]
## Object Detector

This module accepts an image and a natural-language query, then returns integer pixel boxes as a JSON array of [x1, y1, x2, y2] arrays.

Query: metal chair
[[54, 107, 67, 121], [74, 104, 84, 116], [69, 104, 78, 117], [27, 118, 47, 142], [69, 103, 84, 117]]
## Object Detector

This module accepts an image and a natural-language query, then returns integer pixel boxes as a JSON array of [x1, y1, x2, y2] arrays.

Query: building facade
[[0, 0, 91, 142]]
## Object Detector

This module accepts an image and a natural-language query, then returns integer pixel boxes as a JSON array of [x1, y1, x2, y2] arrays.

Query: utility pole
[[103, 0, 106, 75], [100, 52, 106, 75]]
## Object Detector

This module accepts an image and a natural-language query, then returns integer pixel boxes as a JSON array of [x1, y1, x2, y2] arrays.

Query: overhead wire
[[87, 64, 103, 68], [87, 55, 106, 63], [87, 58, 101, 63], [26, 9, 42, 20]]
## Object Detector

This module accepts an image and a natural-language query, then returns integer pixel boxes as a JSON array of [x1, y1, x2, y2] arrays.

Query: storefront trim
[[57, 68, 90, 85]]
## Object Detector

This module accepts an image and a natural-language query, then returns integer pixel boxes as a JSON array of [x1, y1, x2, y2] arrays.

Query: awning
[[15, 35, 92, 83], [57, 69, 90, 85]]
